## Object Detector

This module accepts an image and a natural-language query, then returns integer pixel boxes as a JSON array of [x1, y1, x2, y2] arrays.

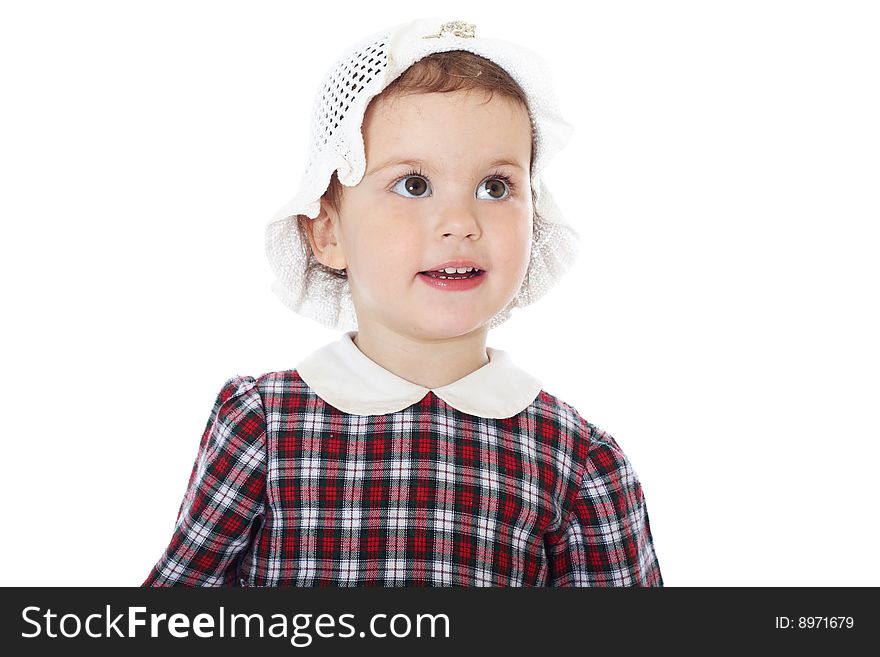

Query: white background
[[1, 0, 877, 587]]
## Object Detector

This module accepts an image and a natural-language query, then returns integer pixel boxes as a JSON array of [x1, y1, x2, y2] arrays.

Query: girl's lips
[[417, 270, 486, 291], [421, 260, 485, 271]]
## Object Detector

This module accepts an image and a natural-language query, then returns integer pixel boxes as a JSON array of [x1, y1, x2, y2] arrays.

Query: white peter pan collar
[[295, 331, 543, 419]]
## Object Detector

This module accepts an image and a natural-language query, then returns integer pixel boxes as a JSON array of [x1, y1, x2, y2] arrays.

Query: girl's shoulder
[[244, 369, 311, 396], [530, 388, 626, 458], [531, 388, 592, 433]]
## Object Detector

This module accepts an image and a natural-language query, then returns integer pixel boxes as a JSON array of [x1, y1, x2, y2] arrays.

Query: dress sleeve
[[545, 424, 663, 587], [142, 375, 267, 586]]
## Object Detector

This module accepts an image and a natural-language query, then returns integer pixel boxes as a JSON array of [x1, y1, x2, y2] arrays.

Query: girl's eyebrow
[[366, 157, 525, 177]]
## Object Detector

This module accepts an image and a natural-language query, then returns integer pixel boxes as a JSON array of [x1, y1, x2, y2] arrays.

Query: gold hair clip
[[422, 21, 476, 39]]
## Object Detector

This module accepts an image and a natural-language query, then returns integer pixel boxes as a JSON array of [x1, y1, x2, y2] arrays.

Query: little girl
[[143, 17, 663, 587]]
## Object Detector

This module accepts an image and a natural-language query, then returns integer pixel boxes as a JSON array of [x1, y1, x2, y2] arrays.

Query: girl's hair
[[298, 50, 536, 279]]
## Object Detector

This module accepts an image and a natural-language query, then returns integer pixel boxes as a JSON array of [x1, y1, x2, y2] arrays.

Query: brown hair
[[299, 50, 536, 277]]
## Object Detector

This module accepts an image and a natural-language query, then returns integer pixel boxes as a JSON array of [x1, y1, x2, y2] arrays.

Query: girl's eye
[[390, 170, 515, 200], [476, 177, 511, 201], [391, 174, 431, 198]]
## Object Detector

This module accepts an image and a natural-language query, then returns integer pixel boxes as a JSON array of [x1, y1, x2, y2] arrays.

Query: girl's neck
[[352, 324, 490, 389]]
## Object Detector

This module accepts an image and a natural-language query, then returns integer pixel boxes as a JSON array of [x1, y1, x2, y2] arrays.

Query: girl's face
[[318, 89, 533, 341]]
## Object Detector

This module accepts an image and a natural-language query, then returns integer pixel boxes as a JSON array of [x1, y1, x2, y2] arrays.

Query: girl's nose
[[434, 199, 482, 239]]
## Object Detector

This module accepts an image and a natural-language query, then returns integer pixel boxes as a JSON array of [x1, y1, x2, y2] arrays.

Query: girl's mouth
[[417, 268, 486, 291], [419, 269, 483, 280]]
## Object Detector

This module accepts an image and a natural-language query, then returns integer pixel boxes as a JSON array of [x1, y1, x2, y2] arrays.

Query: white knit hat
[[265, 17, 579, 332]]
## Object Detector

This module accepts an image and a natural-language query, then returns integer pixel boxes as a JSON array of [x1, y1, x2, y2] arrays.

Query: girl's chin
[[407, 313, 494, 337]]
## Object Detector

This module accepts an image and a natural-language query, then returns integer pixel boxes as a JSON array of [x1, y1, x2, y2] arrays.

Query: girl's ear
[[301, 198, 347, 271]]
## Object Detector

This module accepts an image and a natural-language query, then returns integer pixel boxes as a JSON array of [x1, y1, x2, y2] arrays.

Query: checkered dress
[[143, 372, 663, 587]]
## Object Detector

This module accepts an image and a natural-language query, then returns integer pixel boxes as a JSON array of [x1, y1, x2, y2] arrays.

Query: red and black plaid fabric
[[143, 372, 663, 587]]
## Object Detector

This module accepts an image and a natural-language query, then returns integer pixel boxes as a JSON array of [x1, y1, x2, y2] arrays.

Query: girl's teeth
[[423, 268, 480, 279]]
